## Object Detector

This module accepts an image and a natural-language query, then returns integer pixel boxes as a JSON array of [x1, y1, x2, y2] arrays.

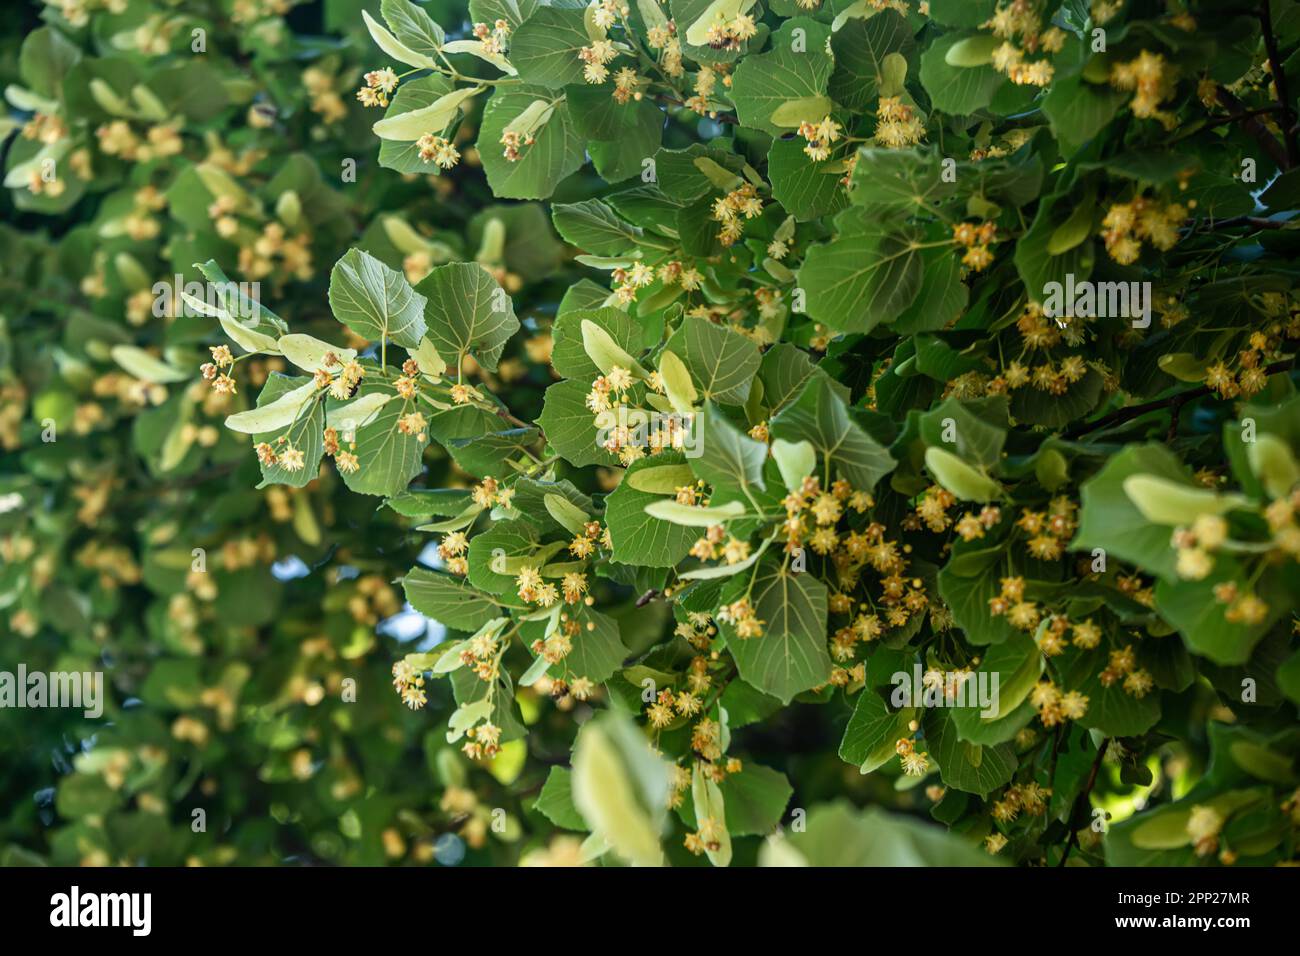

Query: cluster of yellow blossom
[[1101, 195, 1187, 265], [462, 721, 503, 760], [1170, 513, 1230, 582], [303, 66, 347, 124], [952, 220, 998, 272], [200, 344, 237, 395], [425, 516, 469, 572], [717, 596, 765, 639], [674, 615, 719, 654], [1022, 499, 1078, 560], [645, 21, 684, 78], [655, 260, 704, 292], [874, 96, 926, 148], [355, 67, 399, 108], [318, 424, 357, 474], [239, 221, 314, 282], [97, 120, 183, 164], [1097, 643, 1154, 698], [472, 19, 512, 56], [782, 475, 874, 557], [611, 261, 656, 304], [689, 523, 753, 569], [1109, 51, 1178, 128], [990, 780, 1052, 825], [646, 685, 706, 728], [909, 484, 958, 534], [1203, 330, 1285, 400], [953, 504, 1004, 542], [711, 182, 765, 246], [1030, 679, 1089, 727], [538, 672, 596, 704], [895, 735, 931, 776], [612, 67, 642, 104], [416, 133, 460, 169], [579, 38, 620, 84], [703, 12, 758, 51], [392, 658, 428, 709], [1212, 580, 1269, 626], [987, 574, 1040, 631], [984, 0, 1065, 87], [466, 476, 512, 512], [568, 518, 610, 558], [498, 128, 534, 162], [691, 716, 723, 760], [798, 115, 842, 162], [685, 64, 731, 115]]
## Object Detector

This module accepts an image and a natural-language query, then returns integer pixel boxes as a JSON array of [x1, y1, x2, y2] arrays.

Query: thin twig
[[1065, 358, 1295, 440], [1260, 0, 1300, 167], [1058, 737, 1110, 867]]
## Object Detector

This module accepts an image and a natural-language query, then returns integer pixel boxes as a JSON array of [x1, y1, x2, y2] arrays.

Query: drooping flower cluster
[[873, 96, 926, 148], [356, 67, 399, 108], [1101, 195, 1187, 265], [710, 183, 765, 246], [1110, 51, 1178, 127], [952, 220, 998, 272], [984, 1, 1065, 87], [798, 115, 842, 162]]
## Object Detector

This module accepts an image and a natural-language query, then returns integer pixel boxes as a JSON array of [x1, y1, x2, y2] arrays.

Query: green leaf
[[333, 380, 430, 497], [538, 379, 619, 468], [663, 315, 761, 406], [380, 0, 445, 59], [552, 199, 644, 255], [840, 688, 916, 773], [414, 261, 519, 371], [535, 767, 588, 831], [510, 7, 591, 88], [328, 248, 428, 349], [770, 374, 895, 491], [730, 19, 833, 137], [721, 557, 831, 703], [477, 87, 585, 200], [828, 10, 915, 111], [403, 568, 503, 631], [924, 708, 1016, 797], [918, 31, 1005, 115], [605, 452, 699, 566], [797, 208, 923, 334], [691, 404, 767, 495]]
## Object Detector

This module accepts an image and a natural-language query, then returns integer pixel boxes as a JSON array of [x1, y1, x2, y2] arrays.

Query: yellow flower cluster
[[990, 781, 1052, 824], [356, 67, 398, 108], [952, 220, 998, 272], [703, 12, 758, 51], [1101, 195, 1187, 265], [568, 519, 610, 559], [798, 115, 842, 162], [710, 183, 764, 246], [1029, 679, 1089, 727], [644, 22, 684, 78], [1097, 643, 1155, 698], [472, 19, 511, 56], [895, 735, 931, 776], [717, 596, 765, 639], [1109, 51, 1177, 128], [983, 1, 1065, 85], [303, 66, 347, 124], [954, 505, 1004, 542], [579, 38, 620, 84], [391, 658, 428, 710], [874, 96, 926, 148], [416, 133, 460, 169]]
